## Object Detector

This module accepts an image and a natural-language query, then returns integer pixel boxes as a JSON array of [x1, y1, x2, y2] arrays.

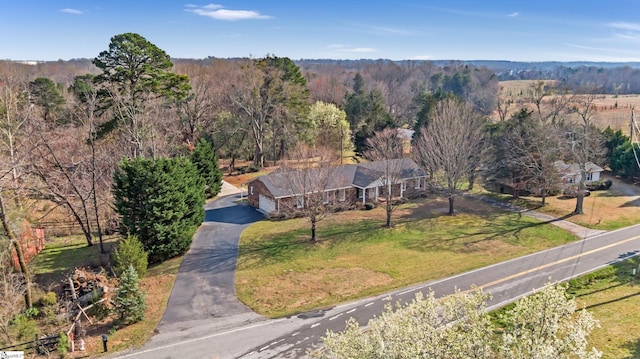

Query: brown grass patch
[[516, 175, 640, 229], [243, 267, 393, 314]]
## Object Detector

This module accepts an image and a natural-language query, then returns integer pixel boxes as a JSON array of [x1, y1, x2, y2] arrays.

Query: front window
[[415, 178, 421, 189], [586, 173, 592, 181], [339, 189, 346, 202], [296, 196, 304, 208], [322, 191, 330, 204], [250, 186, 254, 195], [401, 182, 407, 191]]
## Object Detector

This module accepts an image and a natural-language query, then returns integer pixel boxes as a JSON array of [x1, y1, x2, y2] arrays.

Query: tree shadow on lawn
[[234, 220, 394, 270], [622, 338, 640, 359], [399, 211, 576, 253], [568, 257, 640, 309], [235, 233, 317, 270]]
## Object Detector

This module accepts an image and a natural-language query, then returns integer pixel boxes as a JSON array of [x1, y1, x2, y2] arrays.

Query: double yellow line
[[478, 234, 640, 290]]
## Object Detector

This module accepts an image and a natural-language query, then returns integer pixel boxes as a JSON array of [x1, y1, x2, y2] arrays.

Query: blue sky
[[2, 1, 640, 62]]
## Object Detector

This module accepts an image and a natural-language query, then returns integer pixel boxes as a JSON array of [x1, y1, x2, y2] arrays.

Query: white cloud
[[327, 44, 377, 53], [603, 22, 640, 43], [186, 4, 271, 21], [508, 12, 519, 17], [60, 8, 82, 15], [608, 22, 640, 32]]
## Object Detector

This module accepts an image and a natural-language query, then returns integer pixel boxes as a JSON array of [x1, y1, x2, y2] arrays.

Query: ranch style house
[[246, 158, 427, 215]]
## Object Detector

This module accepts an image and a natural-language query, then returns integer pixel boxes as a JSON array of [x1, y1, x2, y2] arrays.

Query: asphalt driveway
[[157, 189, 264, 330]]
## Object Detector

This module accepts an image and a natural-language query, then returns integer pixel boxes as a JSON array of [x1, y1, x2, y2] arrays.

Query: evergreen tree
[[112, 235, 148, 277], [112, 157, 205, 263], [343, 73, 393, 154], [191, 136, 223, 198], [28, 77, 65, 124], [114, 265, 146, 325]]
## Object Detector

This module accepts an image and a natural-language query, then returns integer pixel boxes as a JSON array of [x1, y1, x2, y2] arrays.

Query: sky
[[3, 1, 640, 62]]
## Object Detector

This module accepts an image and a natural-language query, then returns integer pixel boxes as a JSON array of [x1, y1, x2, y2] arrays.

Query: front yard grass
[[235, 196, 577, 318], [568, 258, 640, 359], [474, 178, 640, 231]]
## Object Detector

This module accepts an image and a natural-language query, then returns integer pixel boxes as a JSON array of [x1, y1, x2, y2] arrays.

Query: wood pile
[[61, 267, 115, 308]]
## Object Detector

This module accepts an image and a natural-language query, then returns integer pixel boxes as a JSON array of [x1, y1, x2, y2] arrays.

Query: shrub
[[112, 235, 148, 277], [39, 291, 58, 307], [114, 265, 146, 325], [57, 332, 70, 357], [586, 179, 612, 191], [364, 202, 375, 210]]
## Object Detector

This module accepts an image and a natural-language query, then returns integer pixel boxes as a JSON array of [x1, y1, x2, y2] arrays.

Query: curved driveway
[[158, 190, 264, 331]]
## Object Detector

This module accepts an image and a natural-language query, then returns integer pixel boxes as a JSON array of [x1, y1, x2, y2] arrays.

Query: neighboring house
[[554, 160, 604, 184], [396, 128, 415, 154], [246, 158, 427, 214]]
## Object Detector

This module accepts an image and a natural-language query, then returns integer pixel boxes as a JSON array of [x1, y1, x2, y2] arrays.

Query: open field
[[498, 80, 640, 132], [235, 196, 576, 318]]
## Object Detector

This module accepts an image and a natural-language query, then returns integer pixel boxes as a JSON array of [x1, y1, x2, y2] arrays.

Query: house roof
[[352, 158, 426, 188], [554, 160, 604, 177], [396, 128, 415, 141], [249, 158, 427, 199]]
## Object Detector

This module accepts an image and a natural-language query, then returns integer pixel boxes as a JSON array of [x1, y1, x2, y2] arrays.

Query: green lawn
[[567, 258, 640, 358], [236, 197, 577, 317], [33, 235, 118, 283]]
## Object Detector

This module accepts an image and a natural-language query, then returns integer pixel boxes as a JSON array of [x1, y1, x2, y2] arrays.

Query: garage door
[[258, 194, 276, 214]]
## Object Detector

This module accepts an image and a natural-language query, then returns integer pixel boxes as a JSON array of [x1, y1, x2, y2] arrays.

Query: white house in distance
[[554, 160, 604, 184]]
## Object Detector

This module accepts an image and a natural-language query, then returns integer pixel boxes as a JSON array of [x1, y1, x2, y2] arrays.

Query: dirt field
[[498, 80, 640, 132]]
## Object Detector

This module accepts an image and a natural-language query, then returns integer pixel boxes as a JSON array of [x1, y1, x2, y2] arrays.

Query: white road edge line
[[329, 313, 343, 321], [311, 323, 321, 328], [291, 332, 300, 336], [111, 319, 286, 358], [364, 302, 374, 307], [346, 308, 356, 314], [397, 288, 415, 295]]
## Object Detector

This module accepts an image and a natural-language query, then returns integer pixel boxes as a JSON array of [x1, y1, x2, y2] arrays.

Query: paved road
[[239, 224, 640, 358]]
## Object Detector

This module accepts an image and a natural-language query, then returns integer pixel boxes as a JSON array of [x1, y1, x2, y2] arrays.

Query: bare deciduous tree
[[497, 109, 563, 205], [274, 144, 340, 241], [363, 128, 406, 227], [414, 98, 487, 214], [564, 90, 605, 214], [0, 63, 34, 203], [28, 128, 97, 247]]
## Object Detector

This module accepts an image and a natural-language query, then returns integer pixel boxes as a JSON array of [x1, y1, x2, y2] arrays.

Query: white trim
[[322, 191, 330, 204]]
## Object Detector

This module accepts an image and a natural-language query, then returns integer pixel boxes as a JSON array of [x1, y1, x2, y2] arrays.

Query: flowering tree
[[315, 284, 601, 359]]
